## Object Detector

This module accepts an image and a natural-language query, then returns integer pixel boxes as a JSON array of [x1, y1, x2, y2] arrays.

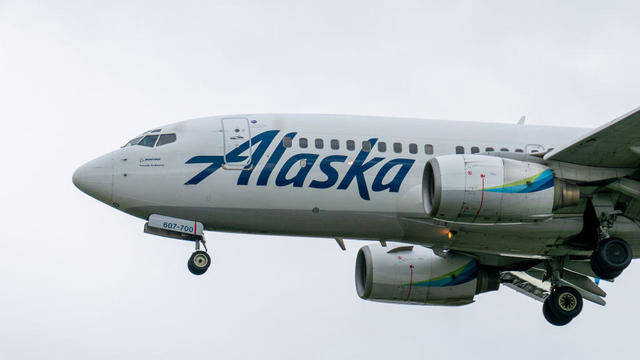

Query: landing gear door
[[221, 117, 252, 170]]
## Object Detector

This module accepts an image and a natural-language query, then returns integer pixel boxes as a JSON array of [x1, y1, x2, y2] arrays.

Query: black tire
[[592, 237, 632, 275], [590, 252, 604, 277], [543, 299, 572, 326], [548, 286, 583, 319], [187, 261, 204, 275], [188, 251, 211, 275], [590, 253, 623, 280]]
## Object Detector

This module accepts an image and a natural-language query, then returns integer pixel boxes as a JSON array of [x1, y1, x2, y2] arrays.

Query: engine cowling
[[355, 245, 499, 306], [423, 154, 579, 223]]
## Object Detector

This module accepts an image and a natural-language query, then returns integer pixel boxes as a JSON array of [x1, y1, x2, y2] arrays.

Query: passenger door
[[221, 117, 252, 170]]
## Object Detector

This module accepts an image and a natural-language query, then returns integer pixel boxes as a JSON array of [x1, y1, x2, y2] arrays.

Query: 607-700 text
[[162, 222, 194, 233]]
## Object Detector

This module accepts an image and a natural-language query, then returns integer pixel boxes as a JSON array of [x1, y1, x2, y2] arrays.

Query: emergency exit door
[[525, 143, 545, 154], [221, 117, 252, 169]]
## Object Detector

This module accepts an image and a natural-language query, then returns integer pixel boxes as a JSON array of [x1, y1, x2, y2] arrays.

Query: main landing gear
[[590, 236, 632, 280], [542, 235, 632, 326], [188, 236, 211, 275], [541, 257, 584, 326], [541, 197, 635, 325], [543, 286, 583, 326], [587, 199, 633, 280], [541, 203, 633, 325]]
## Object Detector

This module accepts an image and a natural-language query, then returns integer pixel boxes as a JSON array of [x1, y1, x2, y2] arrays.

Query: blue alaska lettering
[[185, 131, 415, 201], [337, 138, 384, 200], [185, 130, 279, 185], [257, 132, 297, 186], [275, 153, 319, 187], [371, 159, 415, 193], [309, 155, 347, 189]]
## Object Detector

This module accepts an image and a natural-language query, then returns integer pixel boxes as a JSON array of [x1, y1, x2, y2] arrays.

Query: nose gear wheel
[[187, 237, 211, 275], [188, 250, 211, 275]]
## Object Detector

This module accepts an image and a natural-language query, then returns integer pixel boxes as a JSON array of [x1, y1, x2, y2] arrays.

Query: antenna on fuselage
[[517, 116, 526, 125]]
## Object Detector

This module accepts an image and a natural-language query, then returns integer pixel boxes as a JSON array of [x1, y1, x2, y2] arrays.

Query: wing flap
[[500, 271, 549, 303]]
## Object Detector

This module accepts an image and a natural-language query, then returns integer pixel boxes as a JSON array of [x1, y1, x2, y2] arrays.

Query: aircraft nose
[[73, 152, 114, 205]]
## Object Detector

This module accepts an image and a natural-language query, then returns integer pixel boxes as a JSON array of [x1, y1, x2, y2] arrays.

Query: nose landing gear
[[143, 215, 212, 275], [188, 237, 211, 275]]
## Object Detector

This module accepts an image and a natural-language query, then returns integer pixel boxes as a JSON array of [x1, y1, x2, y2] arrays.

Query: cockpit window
[[156, 133, 177, 146], [123, 137, 143, 147], [139, 135, 159, 147], [122, 133, 176, 148]]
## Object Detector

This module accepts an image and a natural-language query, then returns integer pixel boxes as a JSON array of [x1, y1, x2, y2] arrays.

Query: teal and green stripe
[[405, 260, 477, 287], [484, 169, 554, 193]]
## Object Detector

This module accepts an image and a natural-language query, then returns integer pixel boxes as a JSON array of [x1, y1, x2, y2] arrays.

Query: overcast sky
[[2, 1, 640, 359]]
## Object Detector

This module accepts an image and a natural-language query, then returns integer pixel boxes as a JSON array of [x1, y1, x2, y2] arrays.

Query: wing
[[544, 107, 640, 168]]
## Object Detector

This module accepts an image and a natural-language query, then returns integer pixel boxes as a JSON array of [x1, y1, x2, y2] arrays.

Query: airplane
[[73, 108, 640, 326]]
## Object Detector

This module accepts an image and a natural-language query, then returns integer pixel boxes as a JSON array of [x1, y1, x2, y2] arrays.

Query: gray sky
[[1, 1, 640, 359]]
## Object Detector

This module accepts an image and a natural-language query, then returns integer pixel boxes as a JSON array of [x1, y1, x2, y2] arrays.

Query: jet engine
[[423, 154, 579, 223], [355, 245, 499, 306]]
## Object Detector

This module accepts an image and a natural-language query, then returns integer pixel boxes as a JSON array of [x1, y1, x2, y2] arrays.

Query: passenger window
[[393, 143, 402, 153], [299, 138, 308, 148], [156, 134, 177, 146], [139, 135, 159, 147], [346, 140, 355, 151], [471, 146, 479, 154], [315, 138, 324, 149], [515, 148, 524, 153], [362, 140, 372, 152], [378, 142, 387, 152], [123, 136, 142, 147], [500, 148, 509, 152], [409, 143, 417, 154], [485, 147, 494, 152], [455, 146, 464, 154], [283, 136, 293, 148], [331, 139, 339, 150], [425, 144, 434, 155]]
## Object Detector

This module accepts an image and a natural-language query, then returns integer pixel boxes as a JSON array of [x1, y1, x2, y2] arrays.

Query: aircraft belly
[[125, 204, 623, 260], [127, 206, 406, 239]]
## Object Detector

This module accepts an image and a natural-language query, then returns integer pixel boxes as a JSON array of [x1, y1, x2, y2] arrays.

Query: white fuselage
[[73, 114, 640, 258]]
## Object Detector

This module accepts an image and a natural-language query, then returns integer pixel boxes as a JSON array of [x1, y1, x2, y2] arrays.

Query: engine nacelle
[[423, 154, 579, 223], [355, 245, 499, 306]]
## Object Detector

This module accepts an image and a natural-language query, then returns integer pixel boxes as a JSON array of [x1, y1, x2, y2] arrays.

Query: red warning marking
[[194, 221, 197, 235], [467, 170, 472, 175], [406, 264, 415, 301], [472, 174, 486, 223]]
